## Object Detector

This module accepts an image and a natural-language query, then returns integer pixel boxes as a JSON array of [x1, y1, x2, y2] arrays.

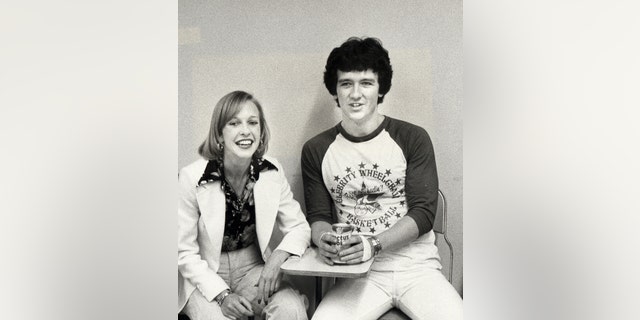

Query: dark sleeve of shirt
[[389, 120, 439, 236], [300, 131, 336, 226]]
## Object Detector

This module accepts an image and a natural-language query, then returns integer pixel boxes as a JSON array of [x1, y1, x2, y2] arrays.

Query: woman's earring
[[217, 142, 224, 151]]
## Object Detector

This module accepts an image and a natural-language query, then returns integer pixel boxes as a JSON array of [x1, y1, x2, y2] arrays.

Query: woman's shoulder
[[258, 155, 289, 182], [179, 158, 209, 181], [261, 155, 282, 169]]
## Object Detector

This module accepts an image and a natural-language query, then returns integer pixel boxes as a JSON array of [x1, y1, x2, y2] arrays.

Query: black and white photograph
[[178, 1, 462, 319], [5, 1, 640, 320]]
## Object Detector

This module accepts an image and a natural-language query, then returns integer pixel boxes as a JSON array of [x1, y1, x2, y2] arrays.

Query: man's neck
[[341, 114, 385, 138]]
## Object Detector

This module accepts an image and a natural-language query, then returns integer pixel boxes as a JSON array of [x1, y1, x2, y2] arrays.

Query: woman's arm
[[271, 162, 311, 256], [178, 165, 229, 302], [256, 160, 311, 303]]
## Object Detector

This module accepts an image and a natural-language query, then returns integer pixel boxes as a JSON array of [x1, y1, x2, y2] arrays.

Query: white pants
[[312, 264, 462, 320], [183, 244, 308, 320]]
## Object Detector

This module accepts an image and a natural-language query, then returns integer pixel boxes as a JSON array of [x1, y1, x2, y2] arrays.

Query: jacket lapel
[[254, 171, 279, 257], [195, 171, 280, 259], [195, 182, 226, 252]]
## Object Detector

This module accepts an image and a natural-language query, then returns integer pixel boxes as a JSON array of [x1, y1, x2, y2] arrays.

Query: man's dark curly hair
[[323, 37, 393, 104]]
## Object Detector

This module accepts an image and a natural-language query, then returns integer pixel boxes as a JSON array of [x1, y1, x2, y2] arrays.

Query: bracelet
[[215, 289, 231, 306], [369, 236, 382, 256]]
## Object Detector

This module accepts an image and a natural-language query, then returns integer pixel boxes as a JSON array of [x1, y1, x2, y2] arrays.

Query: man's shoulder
[[303, 125, 340, 151], [385, 117, 430, 142], [386, 116, 428, 134]]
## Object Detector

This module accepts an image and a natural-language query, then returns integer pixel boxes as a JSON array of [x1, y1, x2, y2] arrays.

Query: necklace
[[222, 163, 257, 218]]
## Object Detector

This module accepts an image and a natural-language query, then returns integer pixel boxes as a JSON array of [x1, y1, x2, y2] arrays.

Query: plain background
[[3, 1, 640, 320], [179, 0, 464, 295]]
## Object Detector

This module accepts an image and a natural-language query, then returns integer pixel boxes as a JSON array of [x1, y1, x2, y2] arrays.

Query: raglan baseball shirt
[[302, 116, 442, 270]]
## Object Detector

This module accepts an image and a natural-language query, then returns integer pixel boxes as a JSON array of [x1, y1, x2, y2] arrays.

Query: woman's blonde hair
[[198, 91, 270, 160]]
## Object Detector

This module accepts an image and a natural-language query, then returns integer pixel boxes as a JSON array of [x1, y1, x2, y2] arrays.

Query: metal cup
[[331, 223, 353, 264]]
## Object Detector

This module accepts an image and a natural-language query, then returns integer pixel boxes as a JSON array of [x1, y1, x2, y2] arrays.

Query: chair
[[378, 189, 453, 320]]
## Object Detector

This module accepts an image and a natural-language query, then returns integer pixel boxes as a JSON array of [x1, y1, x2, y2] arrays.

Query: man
[[301, 37, 463, 319]]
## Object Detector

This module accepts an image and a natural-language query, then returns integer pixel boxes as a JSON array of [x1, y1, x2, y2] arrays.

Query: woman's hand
[[257, 249, 290, 305], [220, 293, 253, 319], [316, 232, 339, 265]]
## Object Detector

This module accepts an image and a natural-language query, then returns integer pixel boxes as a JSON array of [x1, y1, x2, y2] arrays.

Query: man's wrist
[[214, 289, 231, 306], [369, 236, 382, 256]]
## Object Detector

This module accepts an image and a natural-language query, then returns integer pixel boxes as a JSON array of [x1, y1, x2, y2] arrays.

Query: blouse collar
[[197, 157, 278, 187]]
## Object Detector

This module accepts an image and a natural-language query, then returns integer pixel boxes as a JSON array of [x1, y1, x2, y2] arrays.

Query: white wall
[[179, 0, 463, 296]]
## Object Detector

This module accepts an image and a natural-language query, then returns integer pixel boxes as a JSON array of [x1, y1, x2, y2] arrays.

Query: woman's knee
[[263, 287, 308, 319], [183, 290, 231, 320]]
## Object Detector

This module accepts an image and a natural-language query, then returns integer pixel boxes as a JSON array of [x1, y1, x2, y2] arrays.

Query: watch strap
[[215, 289, 231, 306]]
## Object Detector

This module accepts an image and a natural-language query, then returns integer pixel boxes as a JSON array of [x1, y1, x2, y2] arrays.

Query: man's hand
[[220, 293, 253, 319], [311, 221, 339, 265], [337, 235, 369, 264], [317, 232, 339, 265]]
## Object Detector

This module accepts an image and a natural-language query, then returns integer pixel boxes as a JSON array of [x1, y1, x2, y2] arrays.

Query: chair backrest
[[432, 189, 447, 235], [378, 190, 455, 320], [433, 189, 453, 283]]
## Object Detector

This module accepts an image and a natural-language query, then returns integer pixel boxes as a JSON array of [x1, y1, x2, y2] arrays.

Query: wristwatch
[[214, 289, 231, 306], [369, 236, 382, 256]]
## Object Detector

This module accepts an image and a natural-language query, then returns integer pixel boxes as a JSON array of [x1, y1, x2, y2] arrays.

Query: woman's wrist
[[214, 289, 231, 306], [271, 249, 291, 264]]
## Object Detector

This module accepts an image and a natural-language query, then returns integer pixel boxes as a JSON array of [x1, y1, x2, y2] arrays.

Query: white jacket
[[178, 156, 310, 312]]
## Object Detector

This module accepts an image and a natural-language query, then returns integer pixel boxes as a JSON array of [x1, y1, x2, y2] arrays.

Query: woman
[[178, 91, 310, 320]]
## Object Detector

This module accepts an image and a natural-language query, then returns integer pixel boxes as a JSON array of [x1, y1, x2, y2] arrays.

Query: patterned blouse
[[197, 157, 278, 252]]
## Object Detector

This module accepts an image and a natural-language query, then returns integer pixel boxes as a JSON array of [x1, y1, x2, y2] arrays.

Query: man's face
[[335, 69, 382, 125]]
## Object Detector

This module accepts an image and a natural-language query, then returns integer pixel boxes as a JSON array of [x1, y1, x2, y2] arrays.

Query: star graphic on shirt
[[372, 163, 379, 170], [330, 188, 335, 193], [334, 175, 340, 181], [370, 227, 376, 233], [398, 189, 404, 195], [358, 162, 365, 169], [400, 201, 405, 206], [385, 169, 391, 176], [345, 167, 351, 173], [384, 222, 391, 229], [396, 178, 401, 184], [355, 227, 362, 233], [395, 212, 401, 218]]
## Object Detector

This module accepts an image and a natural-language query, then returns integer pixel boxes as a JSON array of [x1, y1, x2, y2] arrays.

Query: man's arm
[[338, 216, 419, 263], [375, 125, 438, 249], [301, 139, 340, 264], [371, 216, 420, 251], [311, 221, 339, 265]]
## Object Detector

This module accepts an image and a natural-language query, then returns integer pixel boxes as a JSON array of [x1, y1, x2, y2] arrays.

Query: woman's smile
[[221, 101, 261, 161]]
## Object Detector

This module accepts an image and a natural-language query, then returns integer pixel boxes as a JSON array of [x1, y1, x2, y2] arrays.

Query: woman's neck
[[223, 157, 251, 192]]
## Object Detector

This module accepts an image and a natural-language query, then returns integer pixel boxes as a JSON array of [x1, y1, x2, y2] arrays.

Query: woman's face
[[220, 101, 262, 162]]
